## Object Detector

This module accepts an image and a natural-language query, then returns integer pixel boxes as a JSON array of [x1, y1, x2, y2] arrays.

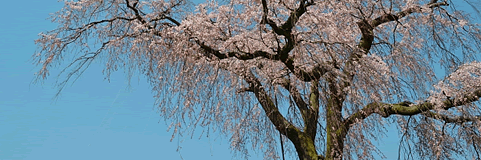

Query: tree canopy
[[34, 0, 481, 159]]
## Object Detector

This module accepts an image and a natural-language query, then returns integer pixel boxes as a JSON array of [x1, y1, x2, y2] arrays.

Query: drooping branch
[[69, 17, 136, 31], [345, 89, 481, 127]]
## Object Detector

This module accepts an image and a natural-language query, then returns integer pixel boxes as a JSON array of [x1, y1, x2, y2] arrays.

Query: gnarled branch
[[345, 89, 481, 127], [423, 111, 481, 124], [260, 0, 325, 82]]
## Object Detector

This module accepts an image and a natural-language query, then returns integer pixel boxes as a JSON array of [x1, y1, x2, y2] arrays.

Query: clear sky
[[0, 1, 400, 160]]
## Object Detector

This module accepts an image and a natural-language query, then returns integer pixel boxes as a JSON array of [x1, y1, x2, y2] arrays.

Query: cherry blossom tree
[[34, 0, 481, 159]]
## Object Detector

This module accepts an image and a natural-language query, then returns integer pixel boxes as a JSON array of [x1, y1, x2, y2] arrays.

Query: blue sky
[[0, 1, 245, 160], [0, 1, 405, 160]]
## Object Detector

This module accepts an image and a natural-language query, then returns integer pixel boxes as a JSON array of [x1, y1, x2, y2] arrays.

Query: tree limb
[[260, 0, 313, 36], [357, 1, 449, 54], [196, 40, 278, 60], [423, 111, 481, 124], [278, 79, 309, 119], [306, 81, 320, 140], [261, 0, 285, 36], [125, 0, 149, 27], [344, 1, 450, 101], [372, 2, 449, 28], [244, 71, 300, 137], [260, 0, 324, 82], [244, 67, 318, 160], [276, 79, 319, 140], [280, 0, 313, 32], [345, 89, 481, 127], [196, 39, 330, 82]]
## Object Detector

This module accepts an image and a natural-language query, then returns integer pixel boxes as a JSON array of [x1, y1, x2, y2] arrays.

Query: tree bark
[[325, 83, 347, 160], [289, 131, 320, 160]]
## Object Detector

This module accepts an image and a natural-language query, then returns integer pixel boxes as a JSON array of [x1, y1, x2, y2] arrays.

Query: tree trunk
[[290, 132, 319, 160], [325, 94, 347, 160]]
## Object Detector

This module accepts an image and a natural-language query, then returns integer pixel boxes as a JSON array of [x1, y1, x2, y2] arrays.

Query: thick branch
[[261, 0, 285, 36], [260, 0, 325, 82], [278, 79, 309, 118], [306, 81, 320, 140], [196, 0, 327, 82], [244, 71, 320, 159], [345, 89, 481, 127], [277, 80, 320, 141], [357, 1, 449, 54], [126, 0, 149, 27], [244, 71, 299, 137], [423, 111, 481, 123], [280, 0, 312, 32], [372, 2, 449, 27], [196, 41, 277, 60], [150, 13, 181, 26], [260, 0, 313, 36], [344, 1, 450, 101], [163, 16, 181, 26], [196, 40, 330, 82]]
